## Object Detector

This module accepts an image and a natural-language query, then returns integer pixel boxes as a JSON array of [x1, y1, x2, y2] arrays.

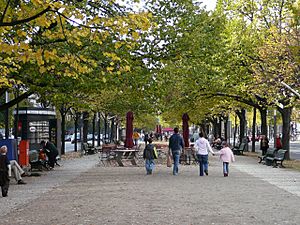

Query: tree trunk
[[224, 116, 228, 141], [97, 112, 101, 146], [104, 114, 108, 143], [259, 108, 268, 136], [251, 107, 257, 152], [236, 109, 246, 144], [60, 110, 66, 155], [233, 114, 237, 147], [92, 113, 96, 147], [82, 112, 89, 143], [278, 106, 292, 160], [74, 113, 80, 152], [110, 117, 114, 143]]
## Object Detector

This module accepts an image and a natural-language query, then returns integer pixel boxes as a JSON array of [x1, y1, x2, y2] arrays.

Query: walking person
[[144, 133, 149, 146], [215, 142, 235, 177], [143, 138, 157, 175], [260, 135, 269, 156], [168, 127, 184, 176], [40, 140, 59, 169], [194, 132, 215, 176], [132, 130, 140, 146], [0, 146, 11, 197]]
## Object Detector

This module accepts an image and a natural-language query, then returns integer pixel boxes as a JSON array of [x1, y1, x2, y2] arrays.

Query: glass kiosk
[[13, 107, 59, 151]]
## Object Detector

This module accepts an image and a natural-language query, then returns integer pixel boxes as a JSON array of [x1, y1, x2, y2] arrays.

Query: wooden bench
[[112, 149, 139, 166], [265, 149, 288, 168], [232, 142, 246, 155], [82, 143, 97, 155], [258, 148, 277, 164], [180, 147, 197, 165]]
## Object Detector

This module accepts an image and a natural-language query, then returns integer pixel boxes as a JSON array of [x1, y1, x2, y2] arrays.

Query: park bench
[[180, 147, 197, 165], [258, 148, 277, 164], [82, 143, 97, 155], [232, 142, 246, 155], [265, 149, 288, 168]]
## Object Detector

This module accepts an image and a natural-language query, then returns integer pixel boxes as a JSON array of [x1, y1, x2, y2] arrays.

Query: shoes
[[204, 170, 208, 176], [17, 180, 26, 185], [224, 173, 228, 177], [2, 194, 8, 197], [21, 173, 28, 177]]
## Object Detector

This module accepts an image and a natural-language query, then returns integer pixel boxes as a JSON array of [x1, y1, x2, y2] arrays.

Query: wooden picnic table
[[110, 149, 139, 167]]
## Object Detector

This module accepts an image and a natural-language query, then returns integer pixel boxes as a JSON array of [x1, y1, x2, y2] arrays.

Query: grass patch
[[283, 160, 300, 171], [244, 151, 300, 172]]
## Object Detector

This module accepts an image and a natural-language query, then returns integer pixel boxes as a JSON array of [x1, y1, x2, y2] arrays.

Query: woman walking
[[194, 132, 215, 176]]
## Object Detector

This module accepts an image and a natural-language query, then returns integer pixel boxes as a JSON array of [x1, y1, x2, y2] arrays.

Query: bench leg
[[115, 153, 124, 167]]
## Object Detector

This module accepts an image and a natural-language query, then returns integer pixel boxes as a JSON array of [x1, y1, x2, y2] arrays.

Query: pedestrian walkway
[[0, 154, 299, 225]]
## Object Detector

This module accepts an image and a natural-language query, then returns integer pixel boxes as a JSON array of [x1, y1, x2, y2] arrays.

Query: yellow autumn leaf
[[115, 42, 122, 49], [132, 31, 139, 40], [124, 65, 131, 72]]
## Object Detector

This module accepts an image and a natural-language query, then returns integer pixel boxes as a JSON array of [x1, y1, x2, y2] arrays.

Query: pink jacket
[[218, 147, 235, 163]]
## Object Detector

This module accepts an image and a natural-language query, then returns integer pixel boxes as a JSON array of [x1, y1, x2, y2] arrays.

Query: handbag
[[167, 153, 172, 167]]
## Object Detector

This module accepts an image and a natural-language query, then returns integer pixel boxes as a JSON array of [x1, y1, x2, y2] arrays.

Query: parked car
[[87, 134, 98, 140], [65, 135, 71, 142], [71, 133, 81, 144]]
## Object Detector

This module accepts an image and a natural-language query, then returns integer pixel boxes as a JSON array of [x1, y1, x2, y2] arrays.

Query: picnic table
[[112, 148, 139, 167], [99, 145, 140, 167]]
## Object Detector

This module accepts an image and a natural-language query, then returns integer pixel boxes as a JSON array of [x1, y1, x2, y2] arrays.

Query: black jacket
[[143, 144, 156, 159]]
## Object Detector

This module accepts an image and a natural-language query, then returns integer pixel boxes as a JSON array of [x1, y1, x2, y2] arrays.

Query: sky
[[201, 0, 217, 11]]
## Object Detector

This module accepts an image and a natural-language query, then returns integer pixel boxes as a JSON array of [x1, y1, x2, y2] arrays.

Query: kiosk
[[13, 107, 60, 152]]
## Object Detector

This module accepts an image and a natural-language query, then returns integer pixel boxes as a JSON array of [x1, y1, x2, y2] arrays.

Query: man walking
[[168, 127, 184, 176], [194, 132, 215, 176]]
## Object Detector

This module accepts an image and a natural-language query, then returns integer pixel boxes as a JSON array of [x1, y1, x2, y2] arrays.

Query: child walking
[[143, 138, 157, 175], [0, 145, 11, 197], [215, 142, 235, 177]]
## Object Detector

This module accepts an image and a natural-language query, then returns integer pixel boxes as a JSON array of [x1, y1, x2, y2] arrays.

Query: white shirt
[[195, 137, 214, 155]]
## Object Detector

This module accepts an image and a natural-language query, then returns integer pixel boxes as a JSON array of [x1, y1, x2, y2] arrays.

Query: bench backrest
[[82, 143, 89, 150], [266, 148, 277, 157], [239, 142, 246, 150], [274, 149, 287, 160]]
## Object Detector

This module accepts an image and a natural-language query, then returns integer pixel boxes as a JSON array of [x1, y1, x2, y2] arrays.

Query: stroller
[[29, 149, 50, 171]]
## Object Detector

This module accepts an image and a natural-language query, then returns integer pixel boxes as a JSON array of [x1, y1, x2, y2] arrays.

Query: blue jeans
[[145, 159, 155, 174], [197, 154, 208, 176], [172, 151, 180, 175], [223, 162, 229, 174]]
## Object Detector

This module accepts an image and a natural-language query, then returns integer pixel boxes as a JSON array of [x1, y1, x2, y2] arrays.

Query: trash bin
[[0, 139, 18, 161], [19, 140, 29, 166]]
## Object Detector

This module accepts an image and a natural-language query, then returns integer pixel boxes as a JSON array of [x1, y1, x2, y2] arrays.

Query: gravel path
[[0, 154, 299, 225]]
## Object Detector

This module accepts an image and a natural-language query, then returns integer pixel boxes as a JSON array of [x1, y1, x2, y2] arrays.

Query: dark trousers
[[197, 154, 208, 176], [261, 147, 268, 156], [0, 172, 9, 197], [48, 153, 58, 168]]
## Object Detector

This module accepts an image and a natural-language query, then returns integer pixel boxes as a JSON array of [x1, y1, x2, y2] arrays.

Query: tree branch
[[0, 6, 50, 27], [0, 0, 11, 23], [0, 91, 33, 111]]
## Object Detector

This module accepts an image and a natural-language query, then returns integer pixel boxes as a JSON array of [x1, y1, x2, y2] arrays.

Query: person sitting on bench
[[10, 160, 26, 184]]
